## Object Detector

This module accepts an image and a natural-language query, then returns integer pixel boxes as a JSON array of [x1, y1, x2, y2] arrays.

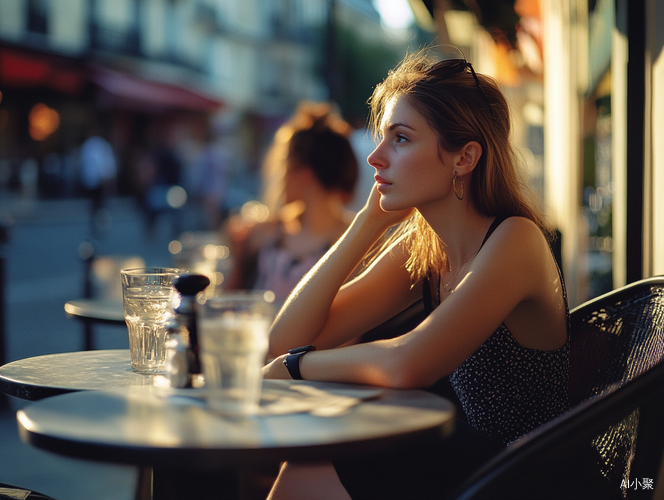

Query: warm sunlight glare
[[373, 0, 414, 29]]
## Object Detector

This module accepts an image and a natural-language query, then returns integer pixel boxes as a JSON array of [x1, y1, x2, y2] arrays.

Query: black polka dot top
[[449, 321, 570, 444], [438, 217, 571, 445]]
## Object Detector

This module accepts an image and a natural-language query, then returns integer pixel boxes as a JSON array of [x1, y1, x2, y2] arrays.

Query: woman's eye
[[395, 135, 407, 144]]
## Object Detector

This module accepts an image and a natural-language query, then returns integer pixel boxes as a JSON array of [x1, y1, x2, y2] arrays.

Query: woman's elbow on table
[[379, 364, 441, 390], [356, 344, 438, 390]]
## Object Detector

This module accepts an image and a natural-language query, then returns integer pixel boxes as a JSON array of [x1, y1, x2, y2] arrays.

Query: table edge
[[17, 406, 455, 469], [64, 298, 125, 324]]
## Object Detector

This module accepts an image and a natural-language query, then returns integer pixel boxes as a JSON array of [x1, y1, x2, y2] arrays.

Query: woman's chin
[[379, 199, 407, 213]]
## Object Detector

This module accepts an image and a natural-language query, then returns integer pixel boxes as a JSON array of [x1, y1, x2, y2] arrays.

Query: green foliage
[[315, 24, 412, 125]]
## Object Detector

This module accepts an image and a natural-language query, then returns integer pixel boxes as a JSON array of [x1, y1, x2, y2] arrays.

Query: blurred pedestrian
[[135, 122, 187, 238], [79, 126, 117, 238]]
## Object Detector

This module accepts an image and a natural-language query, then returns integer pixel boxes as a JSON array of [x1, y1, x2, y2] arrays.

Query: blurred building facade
[[538, 0, 664, 305], [0, 0, 411, 221], [12, 0, 661, 306]]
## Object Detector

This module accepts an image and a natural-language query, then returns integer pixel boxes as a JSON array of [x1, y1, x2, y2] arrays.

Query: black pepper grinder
[[173, 274, 210, 380]]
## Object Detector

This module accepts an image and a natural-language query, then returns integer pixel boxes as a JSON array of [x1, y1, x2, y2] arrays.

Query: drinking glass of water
[[120, 267, 180, 373], [199, 290, 276, 416]]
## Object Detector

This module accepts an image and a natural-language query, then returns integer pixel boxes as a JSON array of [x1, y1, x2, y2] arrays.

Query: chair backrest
[[568, 275, 664, 493], [569, 275, 664, 404], [449, 275, 664, 500]]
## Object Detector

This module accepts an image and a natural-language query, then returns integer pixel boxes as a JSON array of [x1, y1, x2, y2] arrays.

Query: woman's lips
[[374, 175, 391, 189]]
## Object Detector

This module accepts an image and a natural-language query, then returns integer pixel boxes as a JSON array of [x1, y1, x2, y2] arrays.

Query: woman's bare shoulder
[[468, 217, 553, 288], [482, 216, 558, 293], [489, 217, 550, 253], [497, 216, 543, 234]]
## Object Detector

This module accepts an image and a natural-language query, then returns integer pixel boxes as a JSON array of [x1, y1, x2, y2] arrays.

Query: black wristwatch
[[283, 345, 316, 380]]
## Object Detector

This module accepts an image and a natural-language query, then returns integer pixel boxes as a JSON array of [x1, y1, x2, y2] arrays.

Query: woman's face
[[368, 95, 455, 213], [283, 156, 306, 204]]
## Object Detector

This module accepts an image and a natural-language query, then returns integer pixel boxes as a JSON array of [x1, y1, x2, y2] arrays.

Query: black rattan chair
[[449, 275, 664, 500]]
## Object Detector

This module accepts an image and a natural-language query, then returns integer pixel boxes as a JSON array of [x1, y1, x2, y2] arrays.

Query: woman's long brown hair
[[367, 48, 551, 284]]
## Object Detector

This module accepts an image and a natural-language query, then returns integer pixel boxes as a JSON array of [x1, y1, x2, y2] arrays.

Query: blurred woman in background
[[226, 102, 359, 306]]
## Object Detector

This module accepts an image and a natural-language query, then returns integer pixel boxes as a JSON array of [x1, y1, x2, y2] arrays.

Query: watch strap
[[283, 345, 316, 380]]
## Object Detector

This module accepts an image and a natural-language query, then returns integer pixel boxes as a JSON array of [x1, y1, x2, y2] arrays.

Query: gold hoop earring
[[453, 174, 464, 201]]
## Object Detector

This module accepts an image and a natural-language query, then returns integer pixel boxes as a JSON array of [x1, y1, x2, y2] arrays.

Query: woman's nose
[[367, 144, 384, 169]]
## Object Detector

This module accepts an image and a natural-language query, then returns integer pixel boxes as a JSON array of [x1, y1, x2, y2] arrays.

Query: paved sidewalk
[[0, 194, 183, 499]]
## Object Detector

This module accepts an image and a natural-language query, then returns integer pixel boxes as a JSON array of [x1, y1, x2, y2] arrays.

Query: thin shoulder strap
[[423, 275, 434, 314], [479, 216, 508, 250]]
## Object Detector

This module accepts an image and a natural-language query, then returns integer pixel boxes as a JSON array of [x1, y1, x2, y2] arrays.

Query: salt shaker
[[164, 317, 189, 388]]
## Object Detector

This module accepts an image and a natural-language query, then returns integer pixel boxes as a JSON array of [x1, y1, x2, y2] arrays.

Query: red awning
[[91, 67, 224, 113], [0, 48, 87, 94], [0, 47, 224, 112]]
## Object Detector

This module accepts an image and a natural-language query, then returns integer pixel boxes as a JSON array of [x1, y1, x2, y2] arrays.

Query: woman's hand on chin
[[262, 354, 291, 379], [361, 182, 414, 230]]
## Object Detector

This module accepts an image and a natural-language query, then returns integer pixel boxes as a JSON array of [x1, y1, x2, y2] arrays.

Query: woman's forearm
[[267, 335, 420, 389], [300, 341, 401, 386], [268, 212, 386, 357]]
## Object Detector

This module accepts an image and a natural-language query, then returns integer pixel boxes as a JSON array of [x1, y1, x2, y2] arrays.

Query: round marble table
[[16, 380, 455, 500], [17, 381, 455, 468], [2, 350, 455, 464]]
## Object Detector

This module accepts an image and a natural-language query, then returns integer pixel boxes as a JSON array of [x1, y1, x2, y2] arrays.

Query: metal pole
[[624, 0, 646, 283], [79, 241, 96, 350], [0, 211, 11, 410]]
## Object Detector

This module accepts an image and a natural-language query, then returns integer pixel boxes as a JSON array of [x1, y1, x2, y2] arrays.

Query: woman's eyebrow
[[388, 122, 415, 131]]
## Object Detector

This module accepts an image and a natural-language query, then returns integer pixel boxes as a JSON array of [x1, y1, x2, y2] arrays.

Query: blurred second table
[[64, 298, 125, 350], [0, 349, 152, 400]]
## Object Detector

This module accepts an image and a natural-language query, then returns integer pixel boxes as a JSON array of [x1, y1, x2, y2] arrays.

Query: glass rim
[[120, 267, 180, 276]]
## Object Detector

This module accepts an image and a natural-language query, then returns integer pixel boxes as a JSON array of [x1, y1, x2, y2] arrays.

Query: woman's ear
[[454, 141, 482, 175]]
